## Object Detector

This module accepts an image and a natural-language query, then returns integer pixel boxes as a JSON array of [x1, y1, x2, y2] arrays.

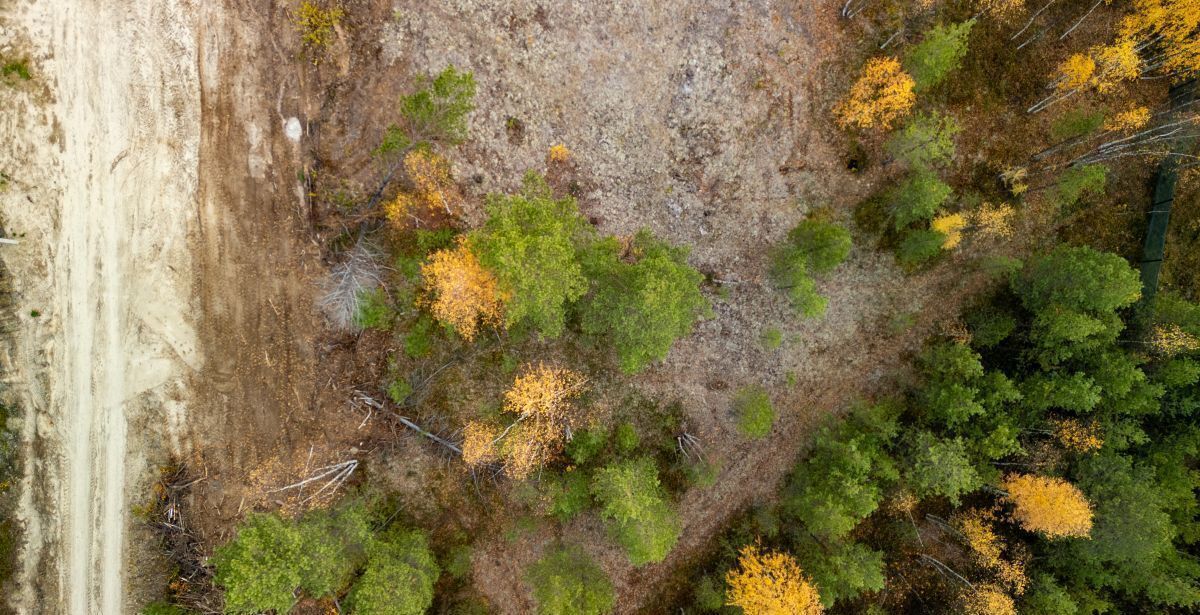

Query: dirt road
[[2, 0, 200, 611]]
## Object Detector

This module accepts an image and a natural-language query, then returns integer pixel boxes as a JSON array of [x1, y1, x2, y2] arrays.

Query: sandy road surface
[[2, 0, 200, 611]]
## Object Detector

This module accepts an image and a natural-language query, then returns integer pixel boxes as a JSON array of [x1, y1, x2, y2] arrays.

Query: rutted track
[[3, 0, 201, 611]]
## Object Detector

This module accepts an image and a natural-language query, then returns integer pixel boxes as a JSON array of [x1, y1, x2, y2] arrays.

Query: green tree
[[591, 457, 682, 565], [1013, 246, 1141, 366], [472, 174, 589, 338], [905, 432, 982, 505], [579, 230, 710, 373], [891, 171, 952, 230], [792, 536, 887, 609], [769, 218, 851, 317], [733, 385, 775, 438], [904, 20, 975, 91], [379, 66, 476, 153], [781, 402, 899, 540], [1021, 573, 1080, 615], [527, 545, 616, 615], [211, 514, 304, 614], [885, 112, 960, 169], [296, 502, 373, 597], [346, 529, 440, 615]]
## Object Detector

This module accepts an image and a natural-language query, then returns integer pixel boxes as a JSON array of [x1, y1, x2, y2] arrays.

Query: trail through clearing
[[2, 0, 200, 611]]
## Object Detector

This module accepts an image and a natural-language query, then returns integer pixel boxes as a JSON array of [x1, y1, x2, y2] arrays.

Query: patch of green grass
[[1, 59, 31, 81], [402, 314, 435, 358], [1050, 108, 1105, 141], [733, 386, 774, 439], [760, 327, 783, 350]]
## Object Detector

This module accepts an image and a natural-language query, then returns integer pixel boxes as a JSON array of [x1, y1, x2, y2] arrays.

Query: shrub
[[734, 386, 775, 438], [904, 20, 975, 91], [1054, 164, 1107, 209], [614, 422, 640, 454], [354, 288, 394, 330], [527, 545, 615, 615], [905, 432, 982, 505], [294, 1, 344, 62], [402, 314, 435, 359], [761, 327, 784, 350], [891, 171, 952, 230], [579, 230, 710, 373], [591, 458, 682, 565], [886, 112, 960, 169], [770, 218, 851, 317], [377, 66, 476, 156], [346, 529, 440, 615], [1051, 109, 1106, 141], [548, 470, 592, 521], [566, 428, 608, 465], [296, 503, 373, 597], [896, 229, 948, 269], [387, 377, 413, 405]]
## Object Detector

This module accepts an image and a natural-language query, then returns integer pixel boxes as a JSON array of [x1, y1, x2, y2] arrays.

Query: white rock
[[284, 117, 302, 142]]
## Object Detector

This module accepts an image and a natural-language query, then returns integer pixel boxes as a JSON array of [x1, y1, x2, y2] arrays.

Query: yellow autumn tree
[[932, 213, 968, 249], [1121, 0, 1200, 78], [1002, 474, 1093, 538], [725, 545, 824, 615], [1053, 418, 1104, 452], [961, 584, 1017, 615], [957, 510, 1028, 594], [835, 57, 916, 130], [547, 143, 572, 163], [420, 237, 506, 341], [1105, 106, 1152, 132], [975, 0, 1026, 22], [492, 364, 588, 479], [383, 150, 463, 229], [973, 203, 1016, 239], [462, 421, 500, 467]]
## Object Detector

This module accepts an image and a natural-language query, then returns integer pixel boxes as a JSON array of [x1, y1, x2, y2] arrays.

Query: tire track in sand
[[48, 1, 199, 611]]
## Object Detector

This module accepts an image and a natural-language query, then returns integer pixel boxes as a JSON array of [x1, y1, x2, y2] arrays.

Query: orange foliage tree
[[463, 364, 588, 479], [725, 545, 824, 615], [1001, 474, 1094, 538], [420, 237, 506, 341], [835, 57, 917, 129], [383, 150, 463, 229]]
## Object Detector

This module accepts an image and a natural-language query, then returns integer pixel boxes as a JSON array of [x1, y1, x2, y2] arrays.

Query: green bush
[[692, 575, 727, 611], [591, 458, 682, 566], [733, 386, 775, 438], [387, 377, 413, 405], [614, 422, 640, 454], [378, 66, 476, 154], [566, 428, 608, 465], [760, 327, 784, 350], [904, 432, 982, 505], [548, 470, 593, 521], [769, 218, 850, 317], [1050, 109, 1106, 141], [885, 112, 960, 169], [891, 171, 952, 230], [296, 504, 373, 597], [527, 545, 615, 615], [579, 230, 710, 373], [1054, 164, 1107, 209], [354, 288, 395, 330], [896, 228, 947, 269], [903, 20, 975, 91], [403, 314, 435, 358]]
